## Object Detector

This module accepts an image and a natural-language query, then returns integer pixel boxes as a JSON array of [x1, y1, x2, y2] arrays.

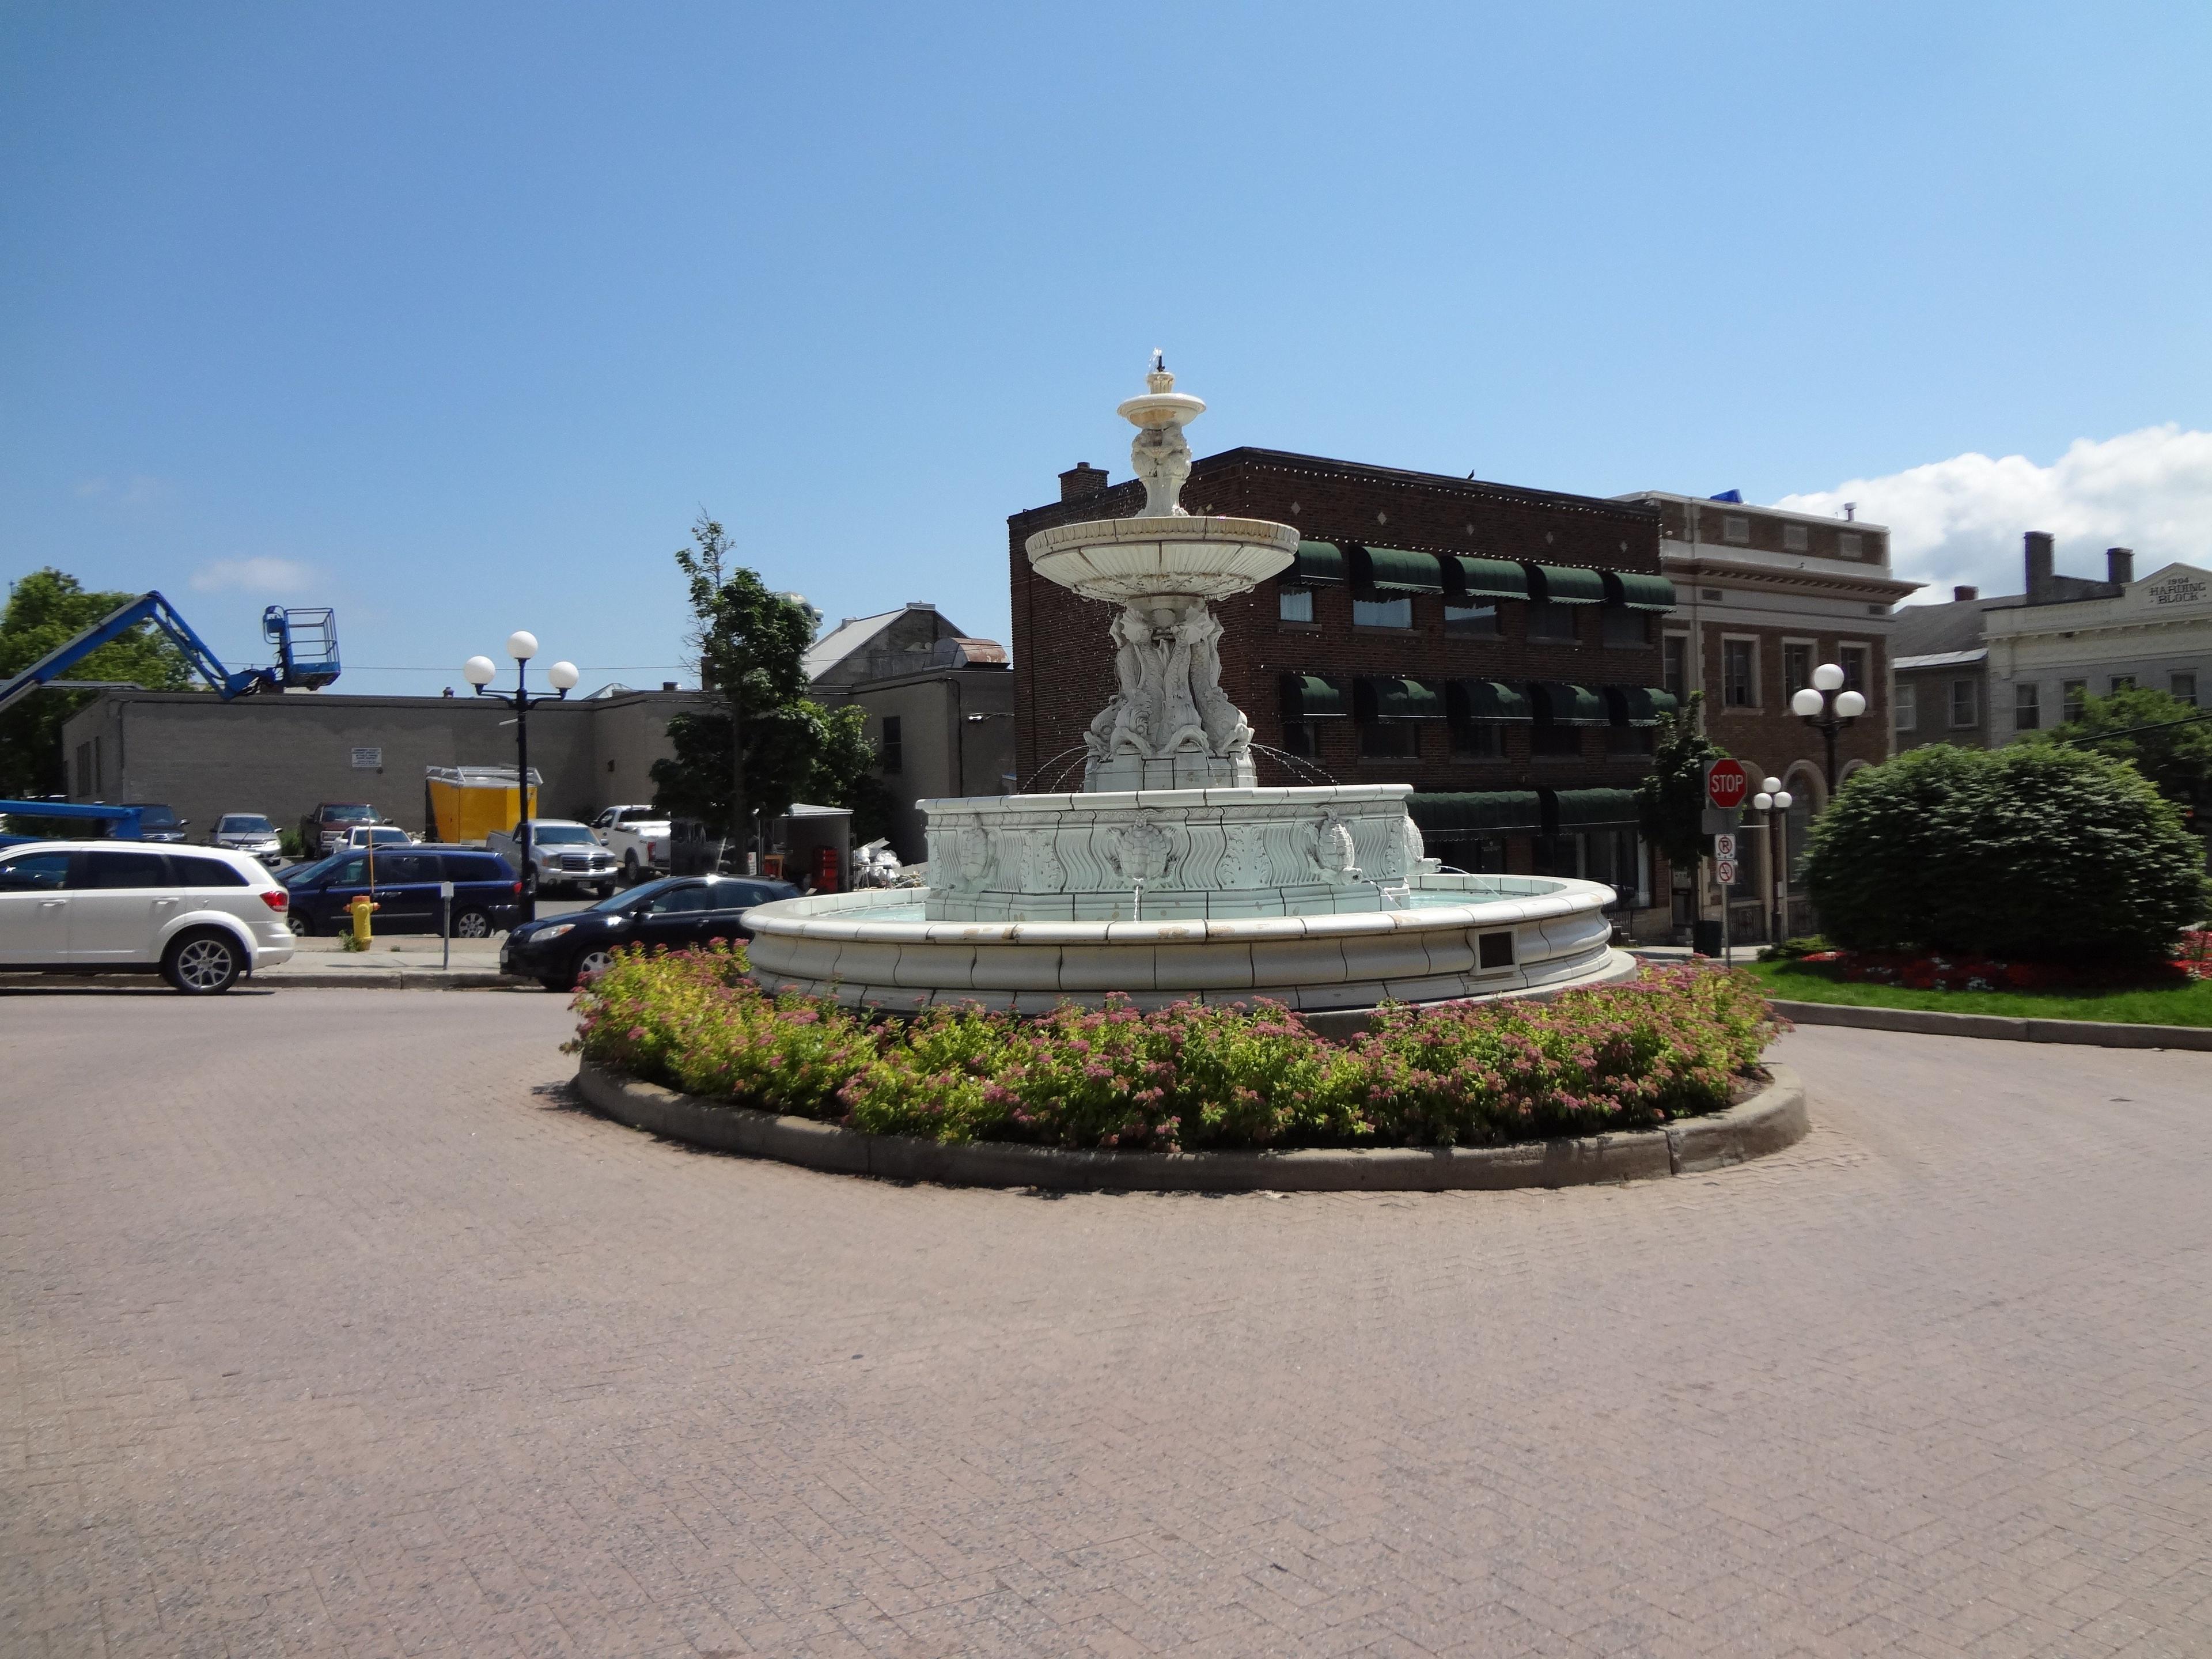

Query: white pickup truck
[[486, 819, 620, 897], [590, 804, 672, 885]]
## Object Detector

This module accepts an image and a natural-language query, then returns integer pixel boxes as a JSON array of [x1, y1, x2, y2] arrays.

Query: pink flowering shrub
[[571, 946, 1779, 1152]]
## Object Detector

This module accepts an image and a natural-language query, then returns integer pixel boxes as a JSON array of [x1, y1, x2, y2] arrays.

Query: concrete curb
[[572, 1060, 1807, 1192], [262, 969, 515, 990], [1770, 998, 2212, 1052]]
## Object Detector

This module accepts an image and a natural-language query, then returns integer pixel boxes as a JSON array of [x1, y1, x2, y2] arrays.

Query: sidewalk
[[260, 933, 525, 988]]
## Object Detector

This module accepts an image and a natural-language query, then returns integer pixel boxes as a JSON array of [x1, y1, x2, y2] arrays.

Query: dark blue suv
[[280, 845, 522, 937]]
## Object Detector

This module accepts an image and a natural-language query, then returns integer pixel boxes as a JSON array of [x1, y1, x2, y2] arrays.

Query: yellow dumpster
[[425, 766, 540, 844]]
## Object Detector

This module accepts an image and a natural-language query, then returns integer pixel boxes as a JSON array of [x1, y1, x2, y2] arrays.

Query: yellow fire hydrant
[[347, 893, 378, 948]]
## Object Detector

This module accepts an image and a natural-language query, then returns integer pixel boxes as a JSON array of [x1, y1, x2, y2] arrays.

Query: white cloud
[[190, 557, 315, 594], [1774, 425, 2212, 603]]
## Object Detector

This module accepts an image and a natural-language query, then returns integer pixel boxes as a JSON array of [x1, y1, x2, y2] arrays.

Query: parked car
[[301, 801, 384, 855], [590, 804, 673, 885], [500, 874, 799, 991], [0, 840, 295, 992], [341, 824, 416, 850], [120, 802, 188, 843], [486, 819, 619, 897], [210, 813, 284, 865], [280, 844, 522, 937]]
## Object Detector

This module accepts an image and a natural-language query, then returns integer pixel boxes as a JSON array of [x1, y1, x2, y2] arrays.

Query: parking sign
[[1715, 857, 1738, 885], [1714, 833, 1737, 859]]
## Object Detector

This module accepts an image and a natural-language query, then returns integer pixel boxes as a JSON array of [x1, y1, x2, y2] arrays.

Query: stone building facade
[[1010, 449, 1676, 927]]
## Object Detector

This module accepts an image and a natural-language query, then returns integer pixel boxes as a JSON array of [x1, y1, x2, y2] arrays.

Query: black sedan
[[501, 874, 800, 991]]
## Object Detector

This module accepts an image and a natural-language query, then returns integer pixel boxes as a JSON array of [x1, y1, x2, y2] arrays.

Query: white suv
[[0, 841, 297, 993]]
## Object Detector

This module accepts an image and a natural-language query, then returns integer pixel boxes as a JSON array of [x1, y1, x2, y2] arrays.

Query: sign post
[[1704, 761, 1752, 962], [440, 879, 454, 970]]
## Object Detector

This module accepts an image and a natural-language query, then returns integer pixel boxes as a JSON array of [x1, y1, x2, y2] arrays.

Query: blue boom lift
[[0, 593, 340, 715]]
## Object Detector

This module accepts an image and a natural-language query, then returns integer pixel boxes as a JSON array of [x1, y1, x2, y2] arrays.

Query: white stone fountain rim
[[743, 876, 1615, 948], [927, 783, 1415, 815], [1023, 513, 1301, 558]]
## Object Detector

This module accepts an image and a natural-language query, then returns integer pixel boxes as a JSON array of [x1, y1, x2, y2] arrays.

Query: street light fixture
[[464, 634, 579, 923], [1791, 662, 1866, 794], [1751, 775, 1794, 944]]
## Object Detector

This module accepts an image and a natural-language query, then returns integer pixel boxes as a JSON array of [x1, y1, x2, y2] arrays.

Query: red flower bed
[[1798, 932, 2211, 992]]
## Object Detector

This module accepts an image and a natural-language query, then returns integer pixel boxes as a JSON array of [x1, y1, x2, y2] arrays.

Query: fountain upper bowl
[[1024, 514, 1300, 605]]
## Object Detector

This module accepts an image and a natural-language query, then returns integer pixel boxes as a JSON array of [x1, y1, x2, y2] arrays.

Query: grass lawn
[[1745, 959, 2212, 1028]]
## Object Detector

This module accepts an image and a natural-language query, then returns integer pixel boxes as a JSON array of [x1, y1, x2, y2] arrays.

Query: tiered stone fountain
[[743, 362, 1630, 1013]]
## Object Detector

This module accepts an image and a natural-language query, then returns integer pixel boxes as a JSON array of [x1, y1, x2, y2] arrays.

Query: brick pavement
[[3, 989, 2210, 1658]]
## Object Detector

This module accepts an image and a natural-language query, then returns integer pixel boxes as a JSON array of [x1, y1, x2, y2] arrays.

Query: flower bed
[[568, 946, 1779, 1153], [1779, 930, 2212, 993]]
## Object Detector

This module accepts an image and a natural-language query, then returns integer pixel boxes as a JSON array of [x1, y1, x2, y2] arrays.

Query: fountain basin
[[743, 873, 1628, 1014], [1024, 514, 1300, 605]]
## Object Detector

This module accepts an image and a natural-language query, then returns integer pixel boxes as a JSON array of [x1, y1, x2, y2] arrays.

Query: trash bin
[[1692, 919, 1725, 958]]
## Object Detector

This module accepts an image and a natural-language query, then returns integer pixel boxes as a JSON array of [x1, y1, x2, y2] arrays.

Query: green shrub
[[1802, 744, 2210, 961], [570, 948, 1781, 1153]]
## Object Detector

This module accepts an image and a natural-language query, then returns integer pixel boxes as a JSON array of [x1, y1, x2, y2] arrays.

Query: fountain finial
[[1117, 353, 1206, 517]]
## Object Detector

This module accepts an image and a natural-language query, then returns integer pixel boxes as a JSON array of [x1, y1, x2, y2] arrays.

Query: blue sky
[[5, 2, 2209, 694]]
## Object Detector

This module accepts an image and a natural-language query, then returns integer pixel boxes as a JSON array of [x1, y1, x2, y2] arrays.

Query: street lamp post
[[1790, 662, 1868, 794], [464, 632, 579, 924], [1751, 777, 1795, 945]]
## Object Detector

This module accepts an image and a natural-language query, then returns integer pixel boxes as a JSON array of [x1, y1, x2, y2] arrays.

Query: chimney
[[2107, 546, 2134, 585], [1059, 462, 1109, 503], [1953, 585, 1979, 603], [2024, 531, 2054, 599], [661, 681, 677, 692]]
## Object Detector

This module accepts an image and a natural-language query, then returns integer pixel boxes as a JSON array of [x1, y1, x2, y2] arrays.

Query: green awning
[[1290, 540, 1346, 584], [1448, 680, 1532, 723], [1528, 563, 1607, 605], [1604, 686, 1679, 727], [1604, 570, 1677, 612], [1279, 673, 1348, 719], [1410, 791, 1543, 836], [1445, 556, 1529, 601], [1529, 681, 1607, 726], [1352, 544, 1445, 593], [1355, 676, 1446, 721], [1548, 787, 1642, 830]]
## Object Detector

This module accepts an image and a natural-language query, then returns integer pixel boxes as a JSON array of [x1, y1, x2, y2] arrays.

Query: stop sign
[[1705, 759, 1751, 810]]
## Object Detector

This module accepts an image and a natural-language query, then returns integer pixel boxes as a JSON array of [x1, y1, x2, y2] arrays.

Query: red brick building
[[1010, 449, 1677, 925]]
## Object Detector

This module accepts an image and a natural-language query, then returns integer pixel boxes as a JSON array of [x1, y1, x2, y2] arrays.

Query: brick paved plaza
[[5, 988, 2210, 1658]]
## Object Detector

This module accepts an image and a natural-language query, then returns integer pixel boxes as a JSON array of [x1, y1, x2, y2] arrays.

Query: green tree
[[1637, 691, 1729, 872], [0, 569, 198, 797], [2031, 684, 2212, 816], [648, 514, 893, 852], [1801, 742, 2209, 961]]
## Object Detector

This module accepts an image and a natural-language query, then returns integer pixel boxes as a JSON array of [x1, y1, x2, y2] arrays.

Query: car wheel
[[623, 851, 640, 885], [164, 929, 241, 994], [288, 911, 313, 937], [452, 907, 491, 939], [595, 882, 616, 900], [571, 946, 618, 988]]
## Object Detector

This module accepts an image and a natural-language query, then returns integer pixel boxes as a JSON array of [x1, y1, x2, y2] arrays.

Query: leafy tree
[[1636, 691, 1729, 872], [2030, 684, 2212, 817], [1801, 742, 2209, 961], [0, 569, 198, 797], [649, 514, 893, 852]]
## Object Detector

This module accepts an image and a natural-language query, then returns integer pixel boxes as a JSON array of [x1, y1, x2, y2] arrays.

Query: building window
[[2014, 683, 2040, 731], [1949, 680, 1978, 728], [1358, 722, 1416, 759], [1531, 722, 1582, 757], [1433, 835, 1509, 875], [2174, 672, 2199, 707], [879, 715, 903, 774], [1281, 721, 1317, 757], [1783, 524, 1809, 552], [1722, 514, 1751, 545], [1662, 634, 1688, 700], [1353, 594, 1412, 629], [1839, 533, 1863, 560], [1601, 607, 1649, 647], [1604, 725, 1654, 755], [1444, 600, 1499, 637], [1782, 642, 1812, 699], [1528, 600, 1577, 642], [1278, 586, 1314, 624], [1449, 721, 1501, 759], [1532, 833, 1582, 877], [2109, 674, 2135, 694], [1723, 638, 1758, 707], [1840, 646, 1870, 694], [2062, 679, 2088, 721], [1895, 683, 1916, 732]]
